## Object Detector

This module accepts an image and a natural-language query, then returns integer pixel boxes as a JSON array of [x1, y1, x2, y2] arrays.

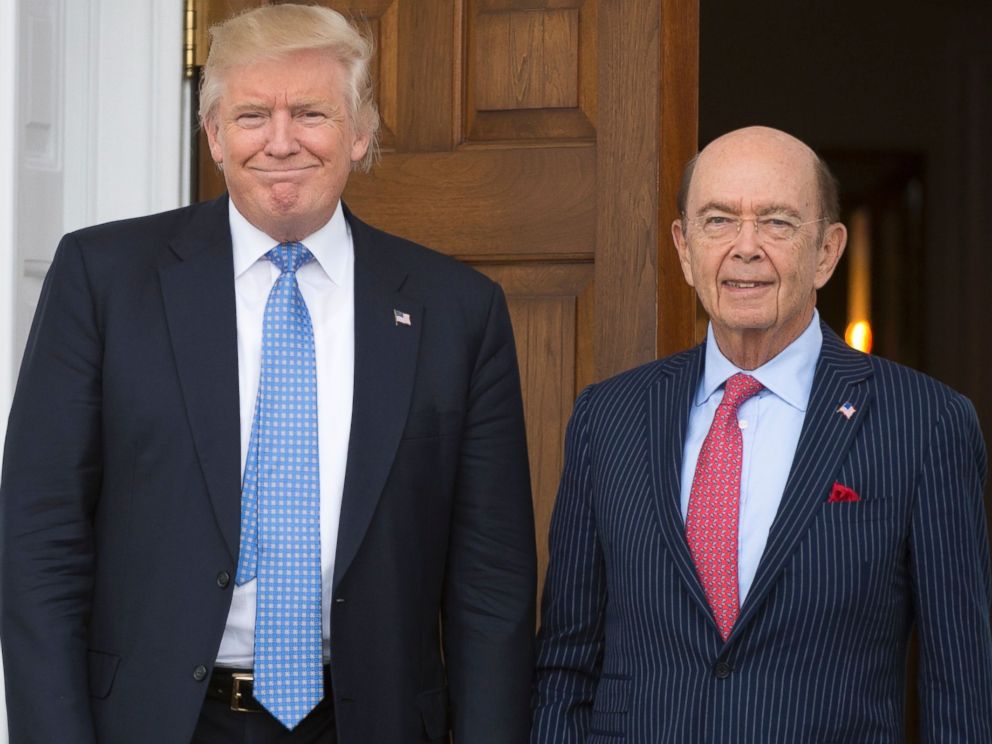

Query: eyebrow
[[694, 200, 738, 215], [226, 100, 340, 114], [229, 102, 268, 114], [755, 203, 803, 220], [291, 99, 338, 111], [694, 200, 803, 220]]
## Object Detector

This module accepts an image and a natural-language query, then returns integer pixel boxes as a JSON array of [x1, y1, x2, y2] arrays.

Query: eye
[[299, 111, 328, 124], [704, 215, 734, 227], [757, 216, 800, 241], [236, 112, 266, 128]]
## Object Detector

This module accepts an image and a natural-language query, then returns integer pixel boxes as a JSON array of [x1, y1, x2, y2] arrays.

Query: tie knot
[[267, 242, 314, 274], [720, 373, 763, 411]]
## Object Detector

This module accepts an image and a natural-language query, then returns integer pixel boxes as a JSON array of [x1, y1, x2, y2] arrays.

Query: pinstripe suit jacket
[[533, 323, 992, 743]]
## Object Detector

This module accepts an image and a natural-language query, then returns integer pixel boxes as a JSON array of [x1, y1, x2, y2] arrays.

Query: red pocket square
[[828, 482, 860, 503]]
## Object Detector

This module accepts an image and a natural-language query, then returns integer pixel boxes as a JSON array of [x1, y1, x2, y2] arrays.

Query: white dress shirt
[[216, 200, 355, 667], [680, 311, 822, 602]]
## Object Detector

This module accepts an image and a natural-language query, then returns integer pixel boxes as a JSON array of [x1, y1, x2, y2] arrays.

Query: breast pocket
[[820, 498, 891, 523], [817, 501, 900, 563], [805, 500, 905, 621]]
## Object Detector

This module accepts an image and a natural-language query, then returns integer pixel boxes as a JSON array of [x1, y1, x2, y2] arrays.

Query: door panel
[[343, 148, 595, 254], [194, 0, 699, 610], [487, 261, 595, 566]]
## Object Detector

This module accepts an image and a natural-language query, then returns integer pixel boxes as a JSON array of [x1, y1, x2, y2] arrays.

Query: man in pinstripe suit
[[533, 126, 992, 742]]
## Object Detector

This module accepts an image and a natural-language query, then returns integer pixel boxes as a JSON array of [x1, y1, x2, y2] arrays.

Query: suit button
[[217, 571, 231, 588], [714, 662, 732, 679], [193, 665, 208, 682]]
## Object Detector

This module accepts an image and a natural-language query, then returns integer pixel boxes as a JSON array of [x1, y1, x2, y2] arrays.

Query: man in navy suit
[[1, 5, 535, 743], [533, 126, 992, 742]]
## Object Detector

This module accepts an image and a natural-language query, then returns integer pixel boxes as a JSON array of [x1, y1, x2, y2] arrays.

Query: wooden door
[[192, 0, 699, 604]]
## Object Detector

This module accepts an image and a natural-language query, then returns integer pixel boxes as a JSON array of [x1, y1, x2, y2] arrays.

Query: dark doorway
[[700, 2, 992, 741], [700, 0, 992, 419]]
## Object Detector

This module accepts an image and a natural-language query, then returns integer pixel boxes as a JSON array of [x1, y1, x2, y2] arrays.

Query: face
[[205, 49, 371, 242], [672, 128, 846, 366]]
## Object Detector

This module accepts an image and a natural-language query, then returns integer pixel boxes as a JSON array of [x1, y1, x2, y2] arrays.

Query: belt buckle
[[230, 672, 261, 713]]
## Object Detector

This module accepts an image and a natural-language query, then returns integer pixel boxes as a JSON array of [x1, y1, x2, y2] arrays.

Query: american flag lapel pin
[[393, 309, 412, 327], [836, 401, 857, 420]]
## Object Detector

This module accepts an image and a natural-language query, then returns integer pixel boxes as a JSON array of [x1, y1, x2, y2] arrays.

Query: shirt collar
[[229, 199, 351, 286], [697, 310, 823, 412]]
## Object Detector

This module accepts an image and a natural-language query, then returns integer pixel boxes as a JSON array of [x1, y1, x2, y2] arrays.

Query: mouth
[[723, 280, 772, 289], [251, 165, 318, 176]]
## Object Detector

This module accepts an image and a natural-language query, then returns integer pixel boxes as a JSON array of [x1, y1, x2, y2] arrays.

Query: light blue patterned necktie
[[236, 242, 323, 729]]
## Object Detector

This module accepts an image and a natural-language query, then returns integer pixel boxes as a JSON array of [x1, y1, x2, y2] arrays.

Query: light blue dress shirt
[[680, 311, 822, 602]]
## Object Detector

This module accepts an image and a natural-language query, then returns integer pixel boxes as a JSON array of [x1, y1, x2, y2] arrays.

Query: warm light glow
[[845, 208, 873, 355], [845, 320, 873, 353]]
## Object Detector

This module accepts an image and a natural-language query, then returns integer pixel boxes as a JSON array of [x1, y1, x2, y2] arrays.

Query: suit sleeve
[[442, 283, 537, 744], [1, 234, 102, 744], [910, 393, 992, 742], [531, 385, 606, 743]]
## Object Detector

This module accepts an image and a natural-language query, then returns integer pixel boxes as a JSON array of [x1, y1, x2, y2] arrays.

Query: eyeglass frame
[[681, 213, 828, 244]]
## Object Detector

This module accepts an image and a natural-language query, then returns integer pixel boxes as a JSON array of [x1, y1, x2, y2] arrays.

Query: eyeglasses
[[686, 214, 826, 244]]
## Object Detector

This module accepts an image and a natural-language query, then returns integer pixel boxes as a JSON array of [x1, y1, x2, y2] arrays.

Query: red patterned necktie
[[686, 372, 764, 641]]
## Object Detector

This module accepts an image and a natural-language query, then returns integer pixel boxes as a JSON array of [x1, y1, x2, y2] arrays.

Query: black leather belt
[[207, 666, 332, 713]]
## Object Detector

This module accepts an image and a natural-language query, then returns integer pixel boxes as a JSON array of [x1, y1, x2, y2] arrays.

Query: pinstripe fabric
[[533, 323, 992, 743]]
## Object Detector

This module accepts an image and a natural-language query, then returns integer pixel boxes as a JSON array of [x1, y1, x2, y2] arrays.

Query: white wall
[[1, 0, 20, 448], [14, 0, 186, 362], [2, 1, 186, 738]]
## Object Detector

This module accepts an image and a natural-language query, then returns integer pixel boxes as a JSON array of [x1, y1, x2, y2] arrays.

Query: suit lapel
[[646, 345, 716, 625], [333, 212, 422, 590], [731, 325, 873, 641], [159, 196, 243, 562]]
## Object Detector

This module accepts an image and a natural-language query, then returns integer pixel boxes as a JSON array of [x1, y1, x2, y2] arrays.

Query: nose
[[731, 219, 764, 262], [264, 111, 301, 158]]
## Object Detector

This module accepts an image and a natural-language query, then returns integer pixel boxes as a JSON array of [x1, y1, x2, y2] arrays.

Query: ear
[[204, 116, 225, 167], [671, 218, 696, 287], [813, 221, 847, 289], [350, 130, 371, 165]]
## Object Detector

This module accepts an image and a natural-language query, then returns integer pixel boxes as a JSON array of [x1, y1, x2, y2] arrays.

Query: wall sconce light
[[845, 208, 872, 354], [845, 319, 873, 353]]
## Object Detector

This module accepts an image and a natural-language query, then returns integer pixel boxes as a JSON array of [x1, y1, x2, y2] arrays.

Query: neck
[[712, 314, 814, 371], [231, 196, 339, 245]]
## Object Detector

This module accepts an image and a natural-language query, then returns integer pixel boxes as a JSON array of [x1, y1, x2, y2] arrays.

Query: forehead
[[688, 134, 818, 214], [219, 49, 344, 104]]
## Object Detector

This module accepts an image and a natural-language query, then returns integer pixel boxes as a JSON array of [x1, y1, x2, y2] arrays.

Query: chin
[[723, 315, 776, 333]]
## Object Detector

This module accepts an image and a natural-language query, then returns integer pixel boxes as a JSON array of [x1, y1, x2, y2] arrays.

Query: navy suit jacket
[[533, 325, 992, 743], [0, 195, 536, 743]]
